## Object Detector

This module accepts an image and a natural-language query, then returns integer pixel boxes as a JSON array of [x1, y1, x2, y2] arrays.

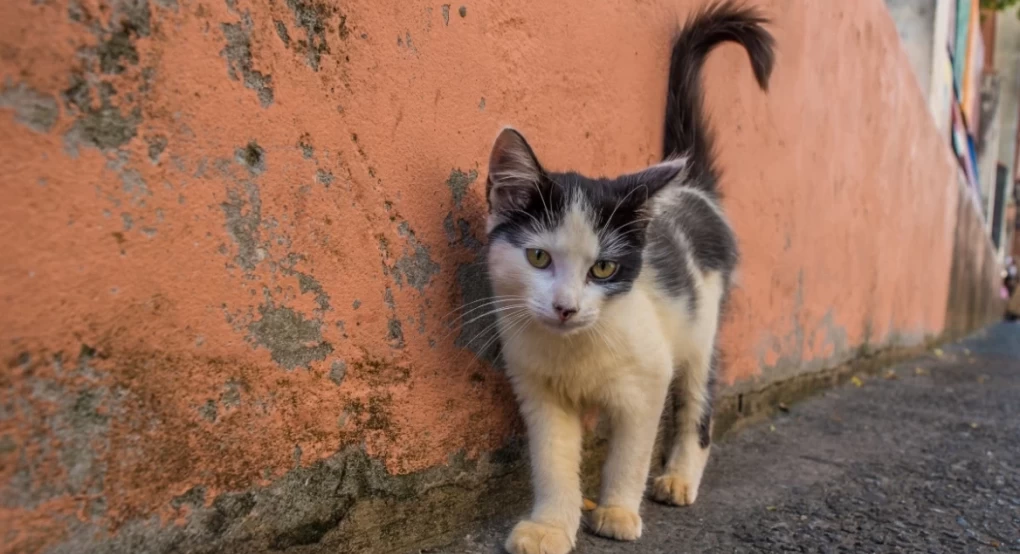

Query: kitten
[[483, 2, 775, 553]]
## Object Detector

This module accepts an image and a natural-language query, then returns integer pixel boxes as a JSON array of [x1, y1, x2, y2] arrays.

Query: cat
[[482, 2, 775, 553]]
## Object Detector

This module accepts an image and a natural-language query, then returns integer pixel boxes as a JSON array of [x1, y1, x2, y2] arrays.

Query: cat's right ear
[[486, 127, 544, 221]]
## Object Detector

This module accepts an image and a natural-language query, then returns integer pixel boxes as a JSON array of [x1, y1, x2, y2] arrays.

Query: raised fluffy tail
[[664, 1, 775, 193]]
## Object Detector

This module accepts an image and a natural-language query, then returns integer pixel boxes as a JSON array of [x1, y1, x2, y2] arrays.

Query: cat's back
[[643, 185, 737, 300]]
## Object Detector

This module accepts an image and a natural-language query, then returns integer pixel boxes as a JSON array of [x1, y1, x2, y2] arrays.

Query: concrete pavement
[[429, 324, 1020, 553]]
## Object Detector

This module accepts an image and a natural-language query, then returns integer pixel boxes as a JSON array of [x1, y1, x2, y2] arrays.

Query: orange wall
[[0, 0, 967, 550]]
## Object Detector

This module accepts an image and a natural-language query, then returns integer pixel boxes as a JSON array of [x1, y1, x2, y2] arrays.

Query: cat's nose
[[553, 304, 578, 322]]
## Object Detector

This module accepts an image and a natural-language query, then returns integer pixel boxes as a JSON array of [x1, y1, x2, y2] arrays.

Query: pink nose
[[554, 304, 577, 322]]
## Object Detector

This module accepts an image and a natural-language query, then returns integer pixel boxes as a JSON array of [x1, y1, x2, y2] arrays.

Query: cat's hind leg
[[652, 347, 715, 506]]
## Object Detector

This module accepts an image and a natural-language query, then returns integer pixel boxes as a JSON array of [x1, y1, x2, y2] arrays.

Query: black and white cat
[[481, 3, 775, 552]]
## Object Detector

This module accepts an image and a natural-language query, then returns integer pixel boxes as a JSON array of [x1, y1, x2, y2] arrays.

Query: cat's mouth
[[535, 315, 591, 335]]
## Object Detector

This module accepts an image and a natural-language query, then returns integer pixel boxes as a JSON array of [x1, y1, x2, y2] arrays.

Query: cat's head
[[484, 127, 685, 335]]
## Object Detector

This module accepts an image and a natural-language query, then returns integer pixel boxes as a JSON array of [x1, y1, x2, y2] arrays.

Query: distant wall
[[0, 0, 997, 552], [945, 176, 1006, 337], [884, 0, 938, 98], [997, 13, 1020, 185]]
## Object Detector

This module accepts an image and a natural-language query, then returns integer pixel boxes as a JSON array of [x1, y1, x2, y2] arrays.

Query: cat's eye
[[590, 260, 618, 279], [526, 248, 552, 269]]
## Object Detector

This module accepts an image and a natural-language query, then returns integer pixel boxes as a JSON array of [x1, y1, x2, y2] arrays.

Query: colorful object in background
[[953, 0, 972, 94], [932, 52, 955, 135], [941, 0, 985, 192], [968, 133, 982, 193], [962, 1, 984, 128], [953, 92, 969, 160]]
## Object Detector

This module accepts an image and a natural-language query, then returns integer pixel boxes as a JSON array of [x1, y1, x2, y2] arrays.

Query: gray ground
[[430, 324, 1020, 553]]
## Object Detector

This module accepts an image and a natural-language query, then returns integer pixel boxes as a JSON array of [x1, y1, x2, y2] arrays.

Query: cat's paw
[[651, 473, 701, 506], [586, 505, 642, 541], [504, 520, 574, 554]]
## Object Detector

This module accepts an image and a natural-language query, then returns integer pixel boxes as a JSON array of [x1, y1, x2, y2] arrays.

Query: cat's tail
[[664, 1, 775, 194]]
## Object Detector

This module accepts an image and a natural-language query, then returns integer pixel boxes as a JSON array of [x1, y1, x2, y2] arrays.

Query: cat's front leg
[[587, 375, 669, 542], [505, 383, 583, 554]]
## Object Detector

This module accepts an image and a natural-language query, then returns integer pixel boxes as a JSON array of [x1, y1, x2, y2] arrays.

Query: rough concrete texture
[[437, 324, 1020, 553], [0, 0, 999, 552]]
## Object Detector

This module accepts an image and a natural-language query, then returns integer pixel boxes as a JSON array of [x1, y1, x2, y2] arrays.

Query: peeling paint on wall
[[447, 168, 478, 208], [220, 12, 274, 107], [0, 82, 59, 133], [392, 224, 441, 293], [247, 300, 333, 370]]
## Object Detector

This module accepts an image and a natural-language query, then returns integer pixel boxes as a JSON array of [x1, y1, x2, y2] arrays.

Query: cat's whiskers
[[443, 296, 527, 325], [442, 295, 525, 318], [452, 309, 522, 355], [438, 303, 531, 342], [462, 309, 533, 374], [459, 308, 532, 370]]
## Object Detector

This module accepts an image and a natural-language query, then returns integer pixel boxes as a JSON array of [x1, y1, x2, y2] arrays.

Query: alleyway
[[435, 324, 1020, 553]]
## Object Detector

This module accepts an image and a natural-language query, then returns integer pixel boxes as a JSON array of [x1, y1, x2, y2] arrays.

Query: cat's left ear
[[620, 157, 688, 203], [615, 157, 688, 214]]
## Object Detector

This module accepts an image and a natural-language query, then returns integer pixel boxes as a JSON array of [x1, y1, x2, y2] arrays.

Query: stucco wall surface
[[0, 0, 981, 551]]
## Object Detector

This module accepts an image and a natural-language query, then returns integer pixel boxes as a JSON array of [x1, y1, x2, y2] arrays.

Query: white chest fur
[[496, 279, 676, 410]]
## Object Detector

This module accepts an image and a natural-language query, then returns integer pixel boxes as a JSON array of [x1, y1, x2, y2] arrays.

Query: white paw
[[651, 473, 701, 506], [504, 520, 574, 554], [586, 505, 642, 541]]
